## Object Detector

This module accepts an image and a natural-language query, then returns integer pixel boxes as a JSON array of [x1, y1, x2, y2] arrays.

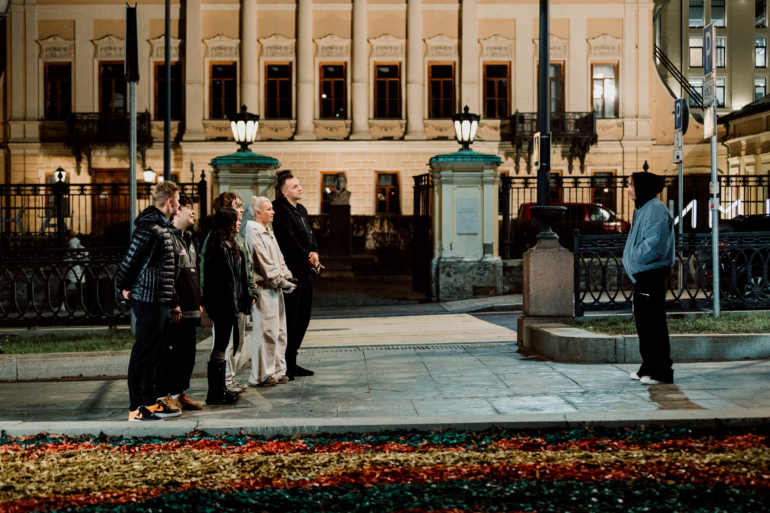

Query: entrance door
[[92, 169, 131, 239], [666, 174, 711, 233]]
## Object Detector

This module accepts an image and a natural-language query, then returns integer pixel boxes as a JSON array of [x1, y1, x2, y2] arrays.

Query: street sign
[[674, 131, 683, 149], [703, 23, 716, 79], [533, 132, 541, 170], [704, 105, 717, 138], [673, 149, 683, 164], [674, 98, 689, 134], [703, 76, 715, 107]]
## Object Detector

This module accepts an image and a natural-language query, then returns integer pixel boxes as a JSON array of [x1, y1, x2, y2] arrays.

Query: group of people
[[116, 174, 321, 421]]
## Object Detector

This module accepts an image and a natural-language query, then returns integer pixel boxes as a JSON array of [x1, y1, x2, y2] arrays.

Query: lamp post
[[53, 167, 68, 247], [229, 105, 260, 152], [452, 106, 480, 151], [143, 167, 157, 183]]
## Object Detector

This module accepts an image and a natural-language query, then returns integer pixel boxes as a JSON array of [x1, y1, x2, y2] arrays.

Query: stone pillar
[[428, 150, 503, 301], [295, 0, 316, 140], [25, 4, 38, 124], [405, 0, 425, 139], [73, 15, 93, 114], [8, 1, 26, 140], [210, 151, 282, 204], [460, 0, 478, 113], [183, 0, 205, 141], [350, 0, 371, 139], [241, 0, 259, 115]]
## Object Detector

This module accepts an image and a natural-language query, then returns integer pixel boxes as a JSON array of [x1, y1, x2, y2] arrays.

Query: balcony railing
[[66, 112, 154, 174]]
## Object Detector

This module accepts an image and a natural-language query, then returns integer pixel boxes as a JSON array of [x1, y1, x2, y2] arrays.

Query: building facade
[[3, 0, 670, 218]]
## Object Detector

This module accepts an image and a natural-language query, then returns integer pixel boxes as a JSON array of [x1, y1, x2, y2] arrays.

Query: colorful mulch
[[1, 426, 769, 512]]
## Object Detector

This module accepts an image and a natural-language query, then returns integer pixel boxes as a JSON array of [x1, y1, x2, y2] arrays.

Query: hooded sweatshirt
[[622, 172, 675, 283]]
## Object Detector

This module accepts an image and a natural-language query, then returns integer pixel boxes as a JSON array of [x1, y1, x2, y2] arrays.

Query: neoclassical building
[[2, 0, 682, 217]]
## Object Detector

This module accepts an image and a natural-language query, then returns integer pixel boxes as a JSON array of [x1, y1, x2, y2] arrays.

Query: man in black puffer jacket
[[116, 181, 181, 422]]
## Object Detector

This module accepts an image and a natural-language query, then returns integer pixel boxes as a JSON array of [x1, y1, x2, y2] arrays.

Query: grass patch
[[1, 331, 208, 355], [577, 313, 770, 336]]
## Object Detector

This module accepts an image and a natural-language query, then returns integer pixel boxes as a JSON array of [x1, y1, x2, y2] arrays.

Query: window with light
[[592, 64, 618, 119]]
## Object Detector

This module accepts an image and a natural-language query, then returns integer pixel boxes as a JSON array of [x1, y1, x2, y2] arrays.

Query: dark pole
[[164, 0, 171, 181], [537, 0, 551, 207]]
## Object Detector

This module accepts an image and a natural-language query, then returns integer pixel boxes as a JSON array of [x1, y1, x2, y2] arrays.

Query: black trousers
[[155, 318, 198, 396], [212, 316, 240, 354], [128, 300, 169, 411], [633, 267, 674, 382], [283, 270, 313, 369]]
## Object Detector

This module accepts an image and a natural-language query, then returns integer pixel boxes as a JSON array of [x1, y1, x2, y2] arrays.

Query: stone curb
[[2, 408, 770, 438], [522, 323, 770, 363]]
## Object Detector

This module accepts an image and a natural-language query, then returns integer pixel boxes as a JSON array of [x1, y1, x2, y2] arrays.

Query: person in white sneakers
[[245, 196, 296, 387]]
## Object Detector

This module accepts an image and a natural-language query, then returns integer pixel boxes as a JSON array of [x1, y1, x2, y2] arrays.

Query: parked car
[[518, 202, 631, 234]]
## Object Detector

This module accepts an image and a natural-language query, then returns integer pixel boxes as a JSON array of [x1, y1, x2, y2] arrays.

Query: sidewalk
[[313, 294, 523, 318], [2, 313, 770, 435]]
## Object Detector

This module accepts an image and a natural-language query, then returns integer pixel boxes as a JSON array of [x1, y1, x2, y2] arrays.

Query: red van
[[518, 202, 631, 234]]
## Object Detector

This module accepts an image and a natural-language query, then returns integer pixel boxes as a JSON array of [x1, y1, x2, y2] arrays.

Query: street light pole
[[164, 0, 171, 182], [537, 0, 551, 207]]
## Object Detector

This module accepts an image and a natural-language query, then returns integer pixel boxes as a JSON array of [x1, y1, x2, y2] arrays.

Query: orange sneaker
[[128, 406, 162, 422], [148, 398, 182, 418]]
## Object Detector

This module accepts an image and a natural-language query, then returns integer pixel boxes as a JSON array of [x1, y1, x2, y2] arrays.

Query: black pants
[[284, 270, 313, 369], [155, 318, 198, 396], [633, 267, 674, 382], [212, 316, 240, 354], [128, 300, 169, 411]]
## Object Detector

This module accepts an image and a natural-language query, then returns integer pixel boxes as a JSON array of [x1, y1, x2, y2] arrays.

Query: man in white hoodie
[[245, 196, 296, 387]]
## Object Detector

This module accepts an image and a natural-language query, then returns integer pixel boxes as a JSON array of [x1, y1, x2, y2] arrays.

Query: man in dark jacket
[[116, 180, 182, 421], [272, 174, 323, 378], [154, 195, 203, 412], [623, 171, 676, 385]]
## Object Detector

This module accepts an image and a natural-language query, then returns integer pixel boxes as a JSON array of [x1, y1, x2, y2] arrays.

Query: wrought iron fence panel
[[573, 231, 770, 316], [0, 248, 128, 327]]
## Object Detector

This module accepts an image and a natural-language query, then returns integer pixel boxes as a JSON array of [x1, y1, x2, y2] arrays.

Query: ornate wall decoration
[[259, 34, 296, 57], [204, 34, 241, 58], [93, 35, 125, 59], [369, 35, 406, 58], [587, 34, 622, 58], [480, 35, 513, 58], [425, 35, 459, 58], [314, 35, 351, 57], [149, 35, 183, 59], [532, 34, 568, 60], [38, 35, 74, 60]]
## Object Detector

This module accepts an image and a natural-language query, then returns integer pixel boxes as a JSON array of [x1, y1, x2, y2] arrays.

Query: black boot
[[206, 361, 239, 405]]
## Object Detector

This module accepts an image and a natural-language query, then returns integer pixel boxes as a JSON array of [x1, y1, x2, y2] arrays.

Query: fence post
[[53, 173, 67, 247], [198, 168, 208, 217], [573, 229, 581, 317], [501, 175, 512, 259]]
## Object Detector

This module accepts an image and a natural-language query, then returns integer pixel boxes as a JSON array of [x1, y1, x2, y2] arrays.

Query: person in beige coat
[[246, 196, 297, 387]]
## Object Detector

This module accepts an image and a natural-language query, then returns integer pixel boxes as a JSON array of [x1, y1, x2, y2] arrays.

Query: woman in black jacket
[[203, 207, 257, 404]]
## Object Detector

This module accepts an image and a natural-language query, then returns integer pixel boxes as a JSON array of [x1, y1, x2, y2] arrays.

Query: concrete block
[[0, 355, 17, 381], [525, 324, 619, 362], [432, 257, 504, 302], [2, 421, 200, 438], [622, 334, 770, 363], [15, 351, 131, 380], [523, 245, 574, 317], [565, 408, 770, 429], [517, 316, 573, 345]]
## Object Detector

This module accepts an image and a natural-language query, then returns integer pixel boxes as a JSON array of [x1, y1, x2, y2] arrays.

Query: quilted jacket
[[116, 206, 176, 305]]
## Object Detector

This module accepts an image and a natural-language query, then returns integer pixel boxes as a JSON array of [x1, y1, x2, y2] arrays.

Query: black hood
[[632, 172, 665, 208], [134, 205, 171, 228]]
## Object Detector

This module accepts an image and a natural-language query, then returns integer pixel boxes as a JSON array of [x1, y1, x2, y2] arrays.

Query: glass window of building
[[483, 63, 510, 119], [320, 173, 338, 214], [716, 37, 726, 68], [376, 173, 400, 214], [154, 62, 183, 121], [44, 63, 71, 121], [758, 0, 768, 27], [549, 171, 563, 203], [265, 63, 292, 119], [592, 63, 618, 119], [374, 63, 401, 120], [688, 77, 703, 106], [689, 0, 704, 28], [538, 62, 565, 113], [711, 0, 726, 27], [320, 64, 347, 119], [757, 38, 767, 68], [428, 63, 455, 119], [716, 77, 726, 107], [210, 63, 237, 119], [756, 77, 767, 99], [100, 62, 127, 114], [591, 171, 617, 213], [689, 38, 703, 67]]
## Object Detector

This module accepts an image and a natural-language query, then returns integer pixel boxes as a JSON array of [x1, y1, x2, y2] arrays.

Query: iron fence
[[574, 231, 770, 316], [0, 174, 208, 248], [412, 173, 433, 298], [0, 247, 129, 327]]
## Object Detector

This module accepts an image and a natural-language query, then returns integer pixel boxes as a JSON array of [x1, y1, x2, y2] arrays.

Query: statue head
[[336, 172, 348, 191]]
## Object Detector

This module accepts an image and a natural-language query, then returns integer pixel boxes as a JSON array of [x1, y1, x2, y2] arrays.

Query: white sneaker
[[630, 372, 640, 380], [640, 376, 671, 385]]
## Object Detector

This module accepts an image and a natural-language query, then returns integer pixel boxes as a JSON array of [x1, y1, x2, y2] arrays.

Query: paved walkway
[[2, 313, 769, 426]]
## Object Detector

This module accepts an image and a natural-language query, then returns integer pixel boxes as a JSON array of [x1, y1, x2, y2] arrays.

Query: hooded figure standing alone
[[623, 171, 676, 385]]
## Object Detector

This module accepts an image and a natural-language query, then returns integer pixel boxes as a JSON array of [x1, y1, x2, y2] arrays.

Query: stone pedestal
[[428, 150, 503, 302], [210, 150, 281, 202], [326, 204, 354, 278]]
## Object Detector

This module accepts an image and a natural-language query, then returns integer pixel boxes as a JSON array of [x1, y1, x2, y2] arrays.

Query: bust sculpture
[[330, 172, 351, 205]]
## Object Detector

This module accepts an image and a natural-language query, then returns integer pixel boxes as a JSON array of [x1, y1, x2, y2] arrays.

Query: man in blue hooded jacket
[[623, 171, 675, 385]]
